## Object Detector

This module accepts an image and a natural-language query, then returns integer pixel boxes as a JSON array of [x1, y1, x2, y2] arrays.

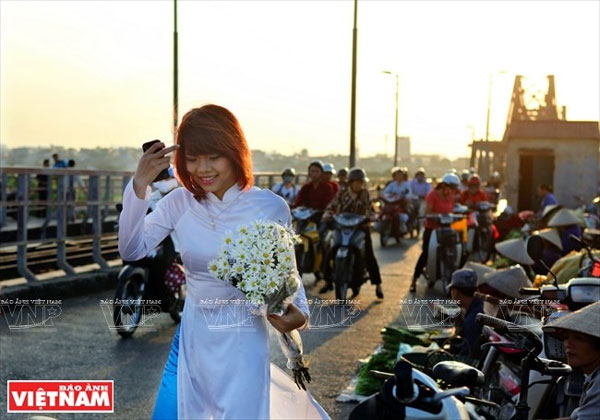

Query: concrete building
[[470, 75, 600, 211]]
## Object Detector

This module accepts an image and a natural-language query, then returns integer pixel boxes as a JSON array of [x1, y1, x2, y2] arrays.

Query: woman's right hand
[[133, 142, 179, 199]]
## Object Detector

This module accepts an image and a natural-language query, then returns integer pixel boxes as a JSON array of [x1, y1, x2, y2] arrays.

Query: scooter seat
[[432, 361, 484, 388]]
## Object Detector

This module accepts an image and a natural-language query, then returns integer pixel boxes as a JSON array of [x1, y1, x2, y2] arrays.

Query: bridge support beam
[[88, 176, 109, 269], [56, 174, 76, 275], [17, 174, 38, 283]]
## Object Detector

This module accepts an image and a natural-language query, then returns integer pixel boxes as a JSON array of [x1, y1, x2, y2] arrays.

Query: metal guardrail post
[[56, 174, 75, 275], [0, 172, 7, 227], [16, 173, 37, 282], [103, 175, 111, 221], [88, 175, 109, 269]]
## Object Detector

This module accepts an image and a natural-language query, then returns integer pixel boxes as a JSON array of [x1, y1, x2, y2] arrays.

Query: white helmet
[[441, 173, 460, 189], [323, 163, 336, 175]]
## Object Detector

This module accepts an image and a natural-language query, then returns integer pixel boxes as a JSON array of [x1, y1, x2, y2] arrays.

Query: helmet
[[415, 167, 425, 176], [338, 167, 349, 177], [281, 167, 296, 177], [441, 173, 460, 189], [490, 171, 501, 182], [308, 160, 324, 172], [467, 174, 481, 186], [348, 167, 369, 183], [460, 169, 470, 181], [323, 163, 336, 175], [391, 166, 408, 176]]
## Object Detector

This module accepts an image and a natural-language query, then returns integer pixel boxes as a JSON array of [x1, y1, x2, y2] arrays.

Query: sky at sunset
[[1, 0, 599, 159]]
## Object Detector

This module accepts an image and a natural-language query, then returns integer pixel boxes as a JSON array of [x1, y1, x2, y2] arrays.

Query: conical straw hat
[[541, 204, 562, 219], [463, 261, 496, 286], [548, 209, 583, 227], [533, 228, 563, 251], [495, 238, 534, 265], [542, 301, 600, 339], [480, 265, 532, 299]]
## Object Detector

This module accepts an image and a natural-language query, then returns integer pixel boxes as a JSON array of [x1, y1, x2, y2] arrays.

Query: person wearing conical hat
[[495, 238, 534, 266], [542, 302, 600, 420], [548, 208, 584, 255], [532, 228, 563, 275]]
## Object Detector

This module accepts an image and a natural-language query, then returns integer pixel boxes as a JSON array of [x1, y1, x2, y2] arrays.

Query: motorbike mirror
[[394, 360, 414, 402], [526, 235, 544, 262]]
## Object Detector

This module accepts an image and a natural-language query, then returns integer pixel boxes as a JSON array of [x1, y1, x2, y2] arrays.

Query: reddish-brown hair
[[174, 104, 254, 200]]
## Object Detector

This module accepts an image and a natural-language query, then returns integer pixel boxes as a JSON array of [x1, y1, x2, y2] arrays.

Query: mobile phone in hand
[[142, 139, 171, 182]]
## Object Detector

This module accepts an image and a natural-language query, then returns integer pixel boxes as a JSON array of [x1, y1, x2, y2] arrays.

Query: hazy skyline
[[1, 1, 599, 159]]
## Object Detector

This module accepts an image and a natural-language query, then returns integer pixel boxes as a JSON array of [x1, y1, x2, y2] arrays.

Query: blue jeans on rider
[[152, 325, 180, 420]]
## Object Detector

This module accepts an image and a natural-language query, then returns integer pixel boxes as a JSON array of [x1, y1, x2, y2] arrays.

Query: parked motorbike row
[[350, 234, 600, 419]]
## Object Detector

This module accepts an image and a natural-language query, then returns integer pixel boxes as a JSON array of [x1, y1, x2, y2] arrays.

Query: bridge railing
[[0, 167, 386, 284], [0, 168, 313, 283]]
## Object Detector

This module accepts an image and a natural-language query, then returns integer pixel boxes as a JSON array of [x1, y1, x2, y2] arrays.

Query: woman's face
[[308, 166, 323, 183], [563, 331, 600, 373], [185, 153, 236, 199], [350, 179, 364, 193]]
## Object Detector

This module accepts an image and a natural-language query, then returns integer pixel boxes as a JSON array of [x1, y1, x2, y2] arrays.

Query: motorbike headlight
[[440, 214, 453, 225]]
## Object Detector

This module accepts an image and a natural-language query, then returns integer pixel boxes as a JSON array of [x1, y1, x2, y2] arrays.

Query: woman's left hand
[[268, 304, 308, 333]]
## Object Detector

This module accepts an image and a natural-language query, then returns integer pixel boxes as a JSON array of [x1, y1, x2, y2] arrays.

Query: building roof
[[505, 120, 600, 141]]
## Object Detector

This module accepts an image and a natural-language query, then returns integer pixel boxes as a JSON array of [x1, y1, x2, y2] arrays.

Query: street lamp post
[[173, 0, 179, 142], [482, 71, 506, 180], [349, 0, 358, 168], [382, 71, 399, 166]]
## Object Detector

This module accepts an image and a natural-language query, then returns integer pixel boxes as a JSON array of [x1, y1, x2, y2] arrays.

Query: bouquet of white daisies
[[207, 220, 311, 390]]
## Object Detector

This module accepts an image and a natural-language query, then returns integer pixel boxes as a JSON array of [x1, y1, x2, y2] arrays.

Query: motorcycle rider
[[337, 167, 349, 192], [382, 167, 412, 234], [485, 171, 502, 204], [271, 167, 299, 206], [321, 168, 383, 299], [459, 170, 470, 193], [292, 160, 335, 210], [459, 174, 488, 211], [410, 173, 460, 293], [410, 168, 431, 200], [542, 301, 600, 420], [322, 163, 339, 195]]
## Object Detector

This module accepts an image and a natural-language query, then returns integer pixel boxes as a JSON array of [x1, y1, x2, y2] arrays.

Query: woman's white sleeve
[[118, 180, 176, 261], [280, 201, 311, 330]]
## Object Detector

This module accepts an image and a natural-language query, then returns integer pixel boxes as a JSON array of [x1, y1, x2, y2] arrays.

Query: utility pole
[[349, 0, 358, 168], [382, 71, 399, 166], [173, 0, 179, 142]]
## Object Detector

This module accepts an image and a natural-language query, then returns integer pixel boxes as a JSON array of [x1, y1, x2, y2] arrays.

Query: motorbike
[[328, 212, 369, 300], [350, 359, 471, 419], [425, 211, 468, 296], [376, 197, 415, 247], [474, 313, 574, 420], [474, 234, 600, 419], [113, 203, 186, 338], [465, 201, 495, 263], [291, 207, 324, 278]]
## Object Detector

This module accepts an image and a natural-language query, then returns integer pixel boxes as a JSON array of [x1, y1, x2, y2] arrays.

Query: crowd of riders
[[271, 163, 509, 299]]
